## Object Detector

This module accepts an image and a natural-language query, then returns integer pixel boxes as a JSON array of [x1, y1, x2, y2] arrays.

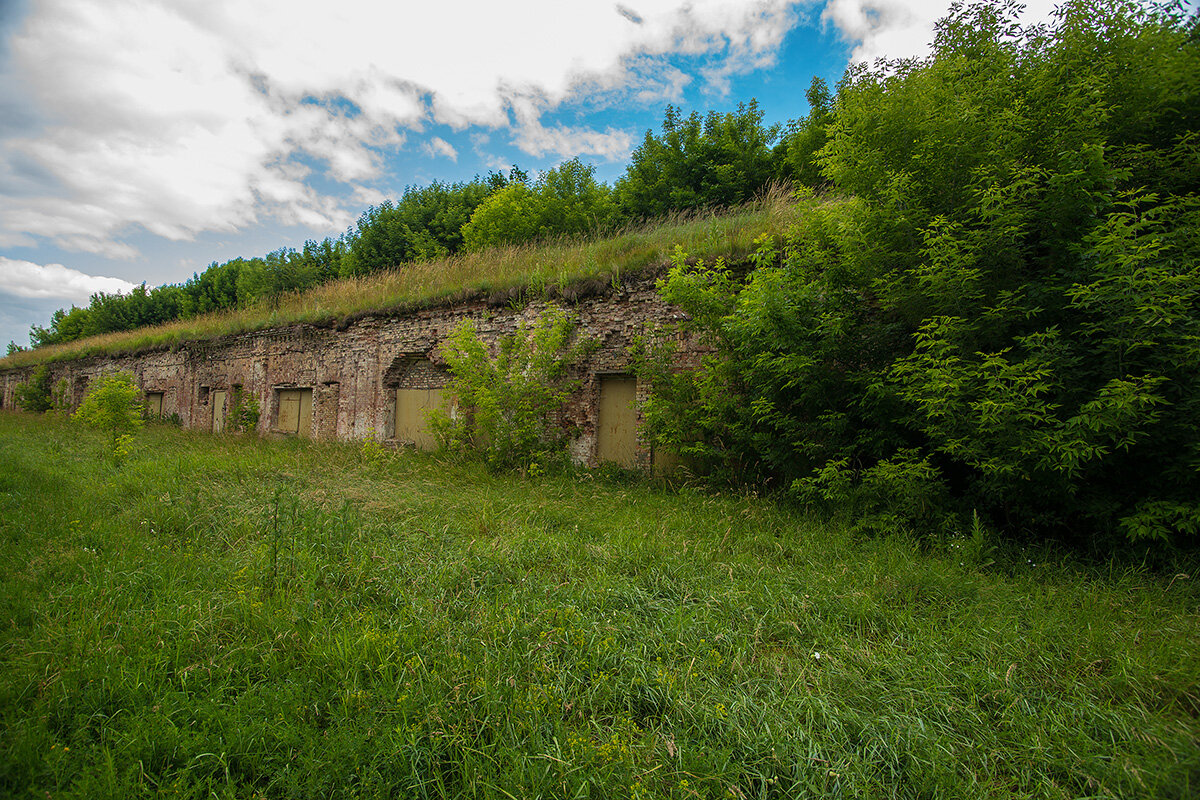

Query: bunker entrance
[[276, 388, 313, 437], [395, 387, 445, 451], [212, 389, 228, 433], [597, 375, 638, 467], [385, 355, 449, 451], [146, 392, 164, 419]]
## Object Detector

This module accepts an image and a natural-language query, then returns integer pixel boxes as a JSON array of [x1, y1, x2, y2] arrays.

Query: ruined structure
[[0, 272, 699, 468]]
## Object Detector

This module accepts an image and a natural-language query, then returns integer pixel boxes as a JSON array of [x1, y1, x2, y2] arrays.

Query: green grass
[[0, 193, 800, 370], [1, 412, 1197, 799]]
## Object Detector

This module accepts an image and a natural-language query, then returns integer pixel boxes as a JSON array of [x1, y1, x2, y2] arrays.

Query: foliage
[[615, 101, 784, 219], [0, 198, 793, 371], [50, 378, 71, 413], [433, 308, 595, 471], [228, 386, 261, 434], [646, 0, 1200, 546], [462, 159, 617, 250], [777, 76, 835, 189], [340, 178, 498, 276], [71, 371, 144, 465], [13, 365, 53, 413]]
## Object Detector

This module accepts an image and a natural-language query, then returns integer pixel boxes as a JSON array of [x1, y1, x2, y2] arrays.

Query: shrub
[[72, 372, 144, 465], [228, 387, 261, 434], [433, 308, 595, 472], [14, 365, 53, 413]]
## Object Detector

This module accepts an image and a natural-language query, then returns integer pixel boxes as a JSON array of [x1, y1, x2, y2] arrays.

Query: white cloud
[[0, 0, 807, 257], [0, 257, 137, 301], [821, 0, 1060, 64], [423, 137, 459, 162]]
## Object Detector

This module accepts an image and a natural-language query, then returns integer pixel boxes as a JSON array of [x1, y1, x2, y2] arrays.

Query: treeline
[[638, 0, 1200, 548], [24, 97, 823, 349]]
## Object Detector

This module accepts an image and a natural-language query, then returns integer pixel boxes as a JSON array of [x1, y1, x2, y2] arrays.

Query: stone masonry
[[0, 272, 703, 467]]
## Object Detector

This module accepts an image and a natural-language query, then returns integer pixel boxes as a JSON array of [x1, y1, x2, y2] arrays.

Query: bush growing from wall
[[433, 309, 595, 472], [228, 387, 261, 434], [14, 366, 53, 413]]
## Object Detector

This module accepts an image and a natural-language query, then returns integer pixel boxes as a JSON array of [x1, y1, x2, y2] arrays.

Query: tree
[[340, 179, 497, 276], [645, 0, 1200, 547], [461, 159, 616, 250], [777, 77, 835, 189], [615, 101, 783, 219]]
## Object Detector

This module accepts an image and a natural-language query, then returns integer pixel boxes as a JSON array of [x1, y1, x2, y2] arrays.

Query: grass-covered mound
[[1, 413, 1196, 798], [0, 195, 797, 370]]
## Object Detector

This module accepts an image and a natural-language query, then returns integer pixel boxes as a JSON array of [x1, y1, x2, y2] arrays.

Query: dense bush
[[642, 0, 1200, 547], [462, 160, 617, 250], [13, 365, 53, 413], [615, 101, 784, 219], [433, 309, 595, 472], [72, 371, 145, 464]]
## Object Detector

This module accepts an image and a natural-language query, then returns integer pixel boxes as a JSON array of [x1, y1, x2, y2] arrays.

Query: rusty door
[[212, 389, 228, 433], [597, 375, 638, 467], [395, 387, 444, 451]]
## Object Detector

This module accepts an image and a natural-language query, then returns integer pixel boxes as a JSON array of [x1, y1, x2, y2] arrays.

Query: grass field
[[1, 413, 1197, 799]]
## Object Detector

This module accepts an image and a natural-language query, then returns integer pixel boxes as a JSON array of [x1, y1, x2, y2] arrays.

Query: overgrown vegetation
[[15, 96, 805, 353], [433, 310, 596, 472], [71, 372, 145, 465], [1, 413, 1196, 799], [13, 364, 52, 413], [639, 0, 1200, 549]]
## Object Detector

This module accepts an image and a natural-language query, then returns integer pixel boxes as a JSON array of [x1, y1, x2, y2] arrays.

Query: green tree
[[340, 179, 496, 276], [646, 0, 1200, 547], [72, 372, 145, 465], [778, 77, 835, 189], [461, 159, 616, 250], [615, 101, 783, 219]]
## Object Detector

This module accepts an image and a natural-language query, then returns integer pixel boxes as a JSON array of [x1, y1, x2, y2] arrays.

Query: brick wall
[[0, 272, 705, 467]]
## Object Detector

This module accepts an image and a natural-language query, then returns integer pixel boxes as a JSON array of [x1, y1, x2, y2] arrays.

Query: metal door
[[597, 375, 638, 467], [277, 388, 312, 437], [212, 390, 227, 433], [395, 387, 443, 451]]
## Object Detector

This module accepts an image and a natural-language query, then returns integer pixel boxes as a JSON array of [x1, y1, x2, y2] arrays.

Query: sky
[[0, 0, 1065, 349]]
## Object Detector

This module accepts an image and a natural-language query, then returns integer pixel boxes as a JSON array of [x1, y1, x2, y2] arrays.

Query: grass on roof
[[0, 191, 804, 370]]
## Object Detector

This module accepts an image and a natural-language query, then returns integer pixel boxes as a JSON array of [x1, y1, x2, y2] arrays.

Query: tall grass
[[0, 194, 800, 370], [1, 412, 1197, 798]]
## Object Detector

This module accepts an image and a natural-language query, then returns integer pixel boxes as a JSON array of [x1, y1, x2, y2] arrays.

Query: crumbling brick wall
[[0, 271, 704, 467]]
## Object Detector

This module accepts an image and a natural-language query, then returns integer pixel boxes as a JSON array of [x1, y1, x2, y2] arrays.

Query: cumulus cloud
[[822, 0, 1060, 64], [0, 0, 807, 257], [0, 257, 137, 302], [422, 137, 459, 162]]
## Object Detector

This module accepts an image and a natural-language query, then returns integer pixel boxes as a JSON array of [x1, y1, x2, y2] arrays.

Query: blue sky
[[0, 0, 1064, 349]]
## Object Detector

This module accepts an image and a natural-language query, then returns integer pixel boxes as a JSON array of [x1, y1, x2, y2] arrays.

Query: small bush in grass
[[71, 371, 144, 465]]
